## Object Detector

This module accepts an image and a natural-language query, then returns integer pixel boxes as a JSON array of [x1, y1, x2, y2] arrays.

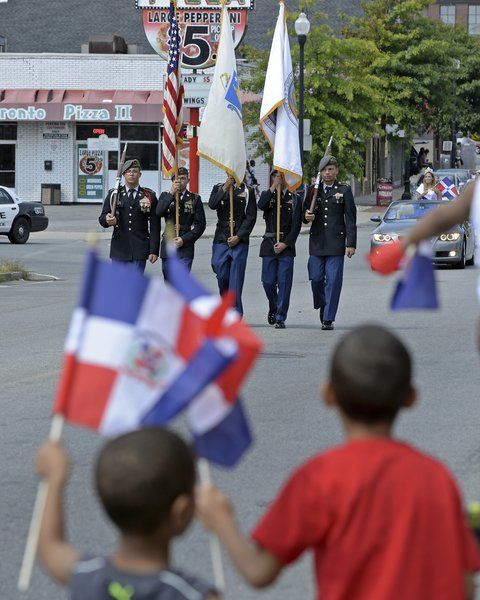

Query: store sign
[[78, 145, 104, 201], [0, 104, 164, 122], [43, 121, 69, 139], [137, 0, 253, 69]]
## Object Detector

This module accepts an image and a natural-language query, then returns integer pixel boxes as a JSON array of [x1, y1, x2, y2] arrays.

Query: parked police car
[[0, 186, 48, 243]]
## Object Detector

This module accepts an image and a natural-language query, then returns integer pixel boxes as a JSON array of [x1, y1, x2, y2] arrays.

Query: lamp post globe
[[295, 13, 310, 170]]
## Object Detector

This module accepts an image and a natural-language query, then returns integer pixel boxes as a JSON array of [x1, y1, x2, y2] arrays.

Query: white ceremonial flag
[[197, 2, 246, 184], [260, 1, 303, 191]]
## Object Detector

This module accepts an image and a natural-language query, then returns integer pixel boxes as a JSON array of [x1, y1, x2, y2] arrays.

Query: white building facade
[[0, 53, 268, 204]]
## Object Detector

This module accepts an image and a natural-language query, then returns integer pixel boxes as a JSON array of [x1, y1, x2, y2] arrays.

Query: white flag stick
[[18, 414, 65, 592], [198, 458, 226, 592]]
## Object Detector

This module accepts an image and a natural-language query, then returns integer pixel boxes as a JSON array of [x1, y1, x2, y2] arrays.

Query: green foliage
[[240, 0, 480, 179]]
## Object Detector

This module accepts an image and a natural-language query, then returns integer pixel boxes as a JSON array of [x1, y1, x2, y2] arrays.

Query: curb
[[0, 272, 59, 283]]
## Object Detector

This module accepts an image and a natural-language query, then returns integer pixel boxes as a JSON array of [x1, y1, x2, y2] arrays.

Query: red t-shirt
[[252, 439, 480, 600]]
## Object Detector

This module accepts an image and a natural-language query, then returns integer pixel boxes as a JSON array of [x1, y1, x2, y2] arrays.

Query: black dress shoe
[[267, 310, 276, 325], [320, 306, 325, 324], [321, 320, 334, 330], [274, 321, 286, 329]]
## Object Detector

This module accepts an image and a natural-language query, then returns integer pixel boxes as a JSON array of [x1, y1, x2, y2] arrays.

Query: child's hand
[[36, 441, 70, 485], [196, 483, 235, 534]]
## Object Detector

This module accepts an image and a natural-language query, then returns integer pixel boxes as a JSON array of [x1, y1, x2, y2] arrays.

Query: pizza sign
[[136, 0, 253, 70]]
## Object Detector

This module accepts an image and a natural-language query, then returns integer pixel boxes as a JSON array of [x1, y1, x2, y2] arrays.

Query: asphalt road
[[1, 207, 480, 599]]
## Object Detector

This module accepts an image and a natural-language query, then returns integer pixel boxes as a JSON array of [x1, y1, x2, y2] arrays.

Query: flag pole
[[175, 151, 180, 238], [17, 414, 65, 592], [229, 185, 234, 239], [276, 185, 281, 244], [198, 458, 226, 592]]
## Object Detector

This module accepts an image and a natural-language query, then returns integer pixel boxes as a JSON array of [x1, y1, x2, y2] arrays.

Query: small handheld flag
[[390, 242, 438, 310], [435, 177, 459, 200]]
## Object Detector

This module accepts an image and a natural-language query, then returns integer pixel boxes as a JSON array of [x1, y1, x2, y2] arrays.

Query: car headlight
[[373, 233, 394, 242], [439, 232, 460, 241]]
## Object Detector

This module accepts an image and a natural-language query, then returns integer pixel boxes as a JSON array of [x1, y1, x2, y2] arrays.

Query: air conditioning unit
[[88, 35, 128, 54]]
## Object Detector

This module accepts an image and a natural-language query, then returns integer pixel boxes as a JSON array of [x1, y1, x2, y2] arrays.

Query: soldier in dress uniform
[[209, 173, 257, 316], [303, 156, 357, 330], [156, 167, 206, 280], [99, 159, 160, 273], [258, 170, 303, 329]]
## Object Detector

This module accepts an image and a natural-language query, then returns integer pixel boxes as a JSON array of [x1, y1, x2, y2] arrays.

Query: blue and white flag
[[390, 242, 438, 310], [197, 3, 246, 185]]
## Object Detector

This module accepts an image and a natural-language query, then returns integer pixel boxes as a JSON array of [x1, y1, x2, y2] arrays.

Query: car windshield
[[384, 202, 442, 221]]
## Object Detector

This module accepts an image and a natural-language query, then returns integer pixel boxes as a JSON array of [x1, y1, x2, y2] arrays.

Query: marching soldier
[[156, 167, 206, 280], [209, 174, 257, 316], [258, 171, 302, 329], [99, 159, 160, 273], [304, 156, 357, 330]]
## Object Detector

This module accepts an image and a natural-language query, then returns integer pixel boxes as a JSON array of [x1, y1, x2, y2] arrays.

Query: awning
[[0, 89, 168, 123]]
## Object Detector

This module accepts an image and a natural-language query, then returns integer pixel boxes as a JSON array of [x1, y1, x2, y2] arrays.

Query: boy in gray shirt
[[36, 428, 218, 599]]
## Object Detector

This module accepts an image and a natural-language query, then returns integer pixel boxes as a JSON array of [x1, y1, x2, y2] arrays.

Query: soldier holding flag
[[258, 171, 302, 329]]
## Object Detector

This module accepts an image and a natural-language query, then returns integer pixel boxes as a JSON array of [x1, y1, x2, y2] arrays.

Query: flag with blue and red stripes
[[435, 177, 459, 200], [54, 251, 262, 467], [162, 1, 184, 178]]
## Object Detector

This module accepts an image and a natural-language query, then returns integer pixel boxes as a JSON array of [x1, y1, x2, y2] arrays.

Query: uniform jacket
[[258, 188, 303, 258], [156, 189, 206, 259], [303, 180, 357, 256], [99, 185, 160, 261], [208, 183, 257, 244]]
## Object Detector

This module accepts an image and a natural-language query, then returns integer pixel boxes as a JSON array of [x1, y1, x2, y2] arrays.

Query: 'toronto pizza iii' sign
[[136, 0, 253, 70]]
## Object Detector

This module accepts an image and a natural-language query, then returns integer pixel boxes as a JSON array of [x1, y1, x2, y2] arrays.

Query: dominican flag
[[436, 177, 459, 200], [390, 242, 438, 310], [54, 252, 262, 466]]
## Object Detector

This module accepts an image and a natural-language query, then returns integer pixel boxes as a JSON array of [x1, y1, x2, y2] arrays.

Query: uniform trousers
[[161, 256, 193, 281], [308, 255, 345, 322], [211, 242, 249, 315], [112, 258, 146, 273], [261, 255, 294, 322]]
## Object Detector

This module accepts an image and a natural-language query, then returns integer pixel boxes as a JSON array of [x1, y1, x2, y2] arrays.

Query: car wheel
[[8, 217, 30, 244], [466, 249, 475, 266], [453, 241, 466, 269]]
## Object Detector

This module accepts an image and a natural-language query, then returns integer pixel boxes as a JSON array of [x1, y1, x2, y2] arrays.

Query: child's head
[[326, 325, 414, 424], [95, 427, 195, 538]]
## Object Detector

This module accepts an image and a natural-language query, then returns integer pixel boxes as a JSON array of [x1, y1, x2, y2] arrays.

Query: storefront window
[[124, 143, 159, 171], [120, 124, 159, 141], [0, 123, 17, 140], [0, 144, 15, 187], [76, 124, 118, 141]]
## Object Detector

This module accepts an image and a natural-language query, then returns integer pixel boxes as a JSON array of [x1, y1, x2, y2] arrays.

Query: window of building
[[0, 124, 17, 140], [440, 5, 456, 25], [0, 144, 16, 187], [469, 5, 480, 34], [120, 124, 159, 142], [122, 143, 159, 171], [0, 36, 6, 52], [75, 124, 118, 141]]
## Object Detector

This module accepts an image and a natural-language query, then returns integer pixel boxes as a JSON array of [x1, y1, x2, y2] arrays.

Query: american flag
[[162, 1, 184, 179]]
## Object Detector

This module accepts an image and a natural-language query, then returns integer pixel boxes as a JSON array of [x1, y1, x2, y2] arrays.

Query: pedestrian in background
[[99, 159, 160, 273], [209, 174, 257, 316], [258, 170, 302, 329], [156, 166, 206, 280], [197, 325, 480, 600], [303, 156, 357, 330]]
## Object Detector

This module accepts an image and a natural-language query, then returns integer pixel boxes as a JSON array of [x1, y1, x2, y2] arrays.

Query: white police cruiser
[[0, 186, 48, 244]]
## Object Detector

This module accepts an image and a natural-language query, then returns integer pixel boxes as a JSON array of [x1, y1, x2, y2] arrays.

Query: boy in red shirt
[[197, 325, 480, 599]]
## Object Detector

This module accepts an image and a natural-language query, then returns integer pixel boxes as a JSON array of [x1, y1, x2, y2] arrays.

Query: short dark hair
[[330, 325, 412, 424], [95, 428, 195, 535]]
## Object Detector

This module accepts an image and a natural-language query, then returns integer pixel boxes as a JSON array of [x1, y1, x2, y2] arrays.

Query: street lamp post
[[295, 12, 310, 169]]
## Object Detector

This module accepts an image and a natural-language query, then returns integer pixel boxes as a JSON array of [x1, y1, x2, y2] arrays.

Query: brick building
[[427, 1, 480, 32]]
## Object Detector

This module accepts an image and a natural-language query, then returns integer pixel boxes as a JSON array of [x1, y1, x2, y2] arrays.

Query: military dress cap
[[122, 159, 141, 174], [319, 155, 338, 171]]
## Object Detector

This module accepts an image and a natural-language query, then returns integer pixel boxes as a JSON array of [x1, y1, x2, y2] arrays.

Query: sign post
[[136, 0, 253, 193]]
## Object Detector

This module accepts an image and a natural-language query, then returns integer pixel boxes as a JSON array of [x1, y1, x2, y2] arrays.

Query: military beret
[[319, 155, 338, 171], [122, 159, 141, 174]]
